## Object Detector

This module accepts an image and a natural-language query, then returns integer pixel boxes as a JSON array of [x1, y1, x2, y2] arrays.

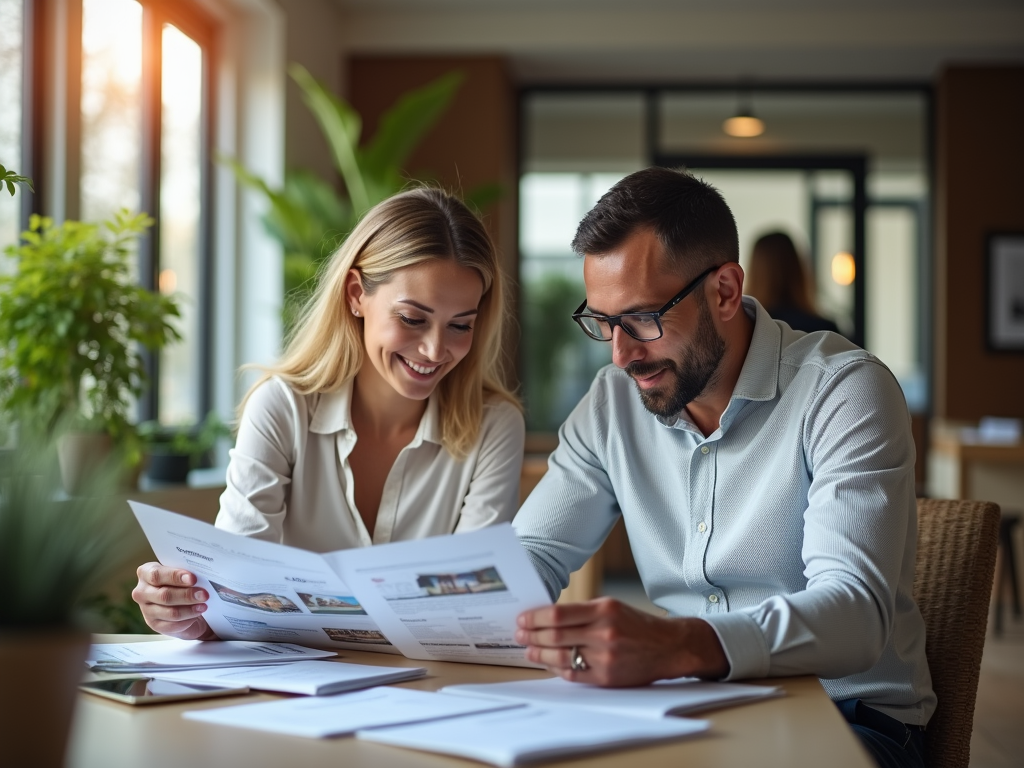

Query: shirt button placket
[[698, 442, 721, 612]]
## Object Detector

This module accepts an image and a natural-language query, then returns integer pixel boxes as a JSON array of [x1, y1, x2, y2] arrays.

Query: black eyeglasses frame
[[571, 264, 722, 342]]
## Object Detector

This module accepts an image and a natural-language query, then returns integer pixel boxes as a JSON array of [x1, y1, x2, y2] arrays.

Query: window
[[4, 0, 285, 454], [79, 0, 214, 425]]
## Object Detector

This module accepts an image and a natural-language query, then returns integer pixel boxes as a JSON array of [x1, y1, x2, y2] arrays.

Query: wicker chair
[[914, 499, 1000, 768]]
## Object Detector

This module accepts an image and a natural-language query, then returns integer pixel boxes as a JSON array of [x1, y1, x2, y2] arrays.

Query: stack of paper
[[357, 704, 710, 766], [153, 660, 426, 696], [183, 687, 520, 738], [86, 639, 336, 673], [441, 675, 782, 717]]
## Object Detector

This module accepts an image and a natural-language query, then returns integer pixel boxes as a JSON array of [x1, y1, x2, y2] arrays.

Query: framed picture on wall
[[987, 233, 1024, 352]]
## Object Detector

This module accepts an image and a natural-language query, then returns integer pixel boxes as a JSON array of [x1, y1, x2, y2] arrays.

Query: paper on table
[[86, 639, 336, 673], [323, 524, 551, 667], [357, 704, 710, 766], [441, 675, 782, 717], [183, 687, 522, 738], [152, 660, 426, 695], [130, 501, 552, 667], [129, 501, 400, 655]]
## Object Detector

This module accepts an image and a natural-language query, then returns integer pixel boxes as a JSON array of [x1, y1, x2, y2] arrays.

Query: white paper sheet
[[183, 687, 521, 738], [324, 524, 551, 667], [86, 639, 335, 672], [441, 676, 781, 717], [152, 660, 426, 695], [357, 704, 710, 766], [130, 502, 552, 667]]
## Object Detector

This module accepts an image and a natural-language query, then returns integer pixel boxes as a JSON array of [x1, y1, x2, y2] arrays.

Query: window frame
[[137, 0, 217, 423]]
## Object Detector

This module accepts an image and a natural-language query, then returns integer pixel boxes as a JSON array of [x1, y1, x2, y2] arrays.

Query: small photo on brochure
[[410, 566, 508, 599], [322, 628, 393, 646], [210, 581, 303, 614], [298, 592, 367, 615]]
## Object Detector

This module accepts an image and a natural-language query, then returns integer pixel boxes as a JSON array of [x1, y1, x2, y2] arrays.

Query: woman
[[133, 188, 525, 639], [745, 231, 840, 335]]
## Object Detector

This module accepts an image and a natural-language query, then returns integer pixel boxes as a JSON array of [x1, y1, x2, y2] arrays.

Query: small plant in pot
[[0, 210, 182, 491], [0, 424, 136, 767], [138, 410, 231, 484]]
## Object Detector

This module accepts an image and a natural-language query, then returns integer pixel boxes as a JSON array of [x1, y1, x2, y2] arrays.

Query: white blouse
[[215, 377, 525, 552]]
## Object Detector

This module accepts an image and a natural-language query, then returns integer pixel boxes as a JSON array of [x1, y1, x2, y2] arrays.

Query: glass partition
[[520, 86, 930, 430]]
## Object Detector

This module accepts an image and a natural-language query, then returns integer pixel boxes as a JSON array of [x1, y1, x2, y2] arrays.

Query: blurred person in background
[[745, 231, 840, 335]]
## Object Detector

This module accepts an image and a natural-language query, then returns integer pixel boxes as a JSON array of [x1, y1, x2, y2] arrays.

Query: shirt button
[[708, 594, 719, 603], [701, 446, 710, 455], [697, 522, 707, 533]]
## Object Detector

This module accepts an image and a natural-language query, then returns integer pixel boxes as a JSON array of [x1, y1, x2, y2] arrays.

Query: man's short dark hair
[[571, 167, 739, 276]]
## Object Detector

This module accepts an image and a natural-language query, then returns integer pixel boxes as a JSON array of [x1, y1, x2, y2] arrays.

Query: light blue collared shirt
[[514, 297, 935, 725]]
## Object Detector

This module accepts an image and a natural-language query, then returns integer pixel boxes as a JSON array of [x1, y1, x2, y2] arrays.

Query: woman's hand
[[131, 563, 217, 640]]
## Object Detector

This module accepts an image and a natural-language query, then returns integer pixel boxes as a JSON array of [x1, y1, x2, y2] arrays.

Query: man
[[512, 167, 934, 768]]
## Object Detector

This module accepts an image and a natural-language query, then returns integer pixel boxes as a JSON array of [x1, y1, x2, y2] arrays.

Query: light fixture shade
[[723, 114, 765, 138]]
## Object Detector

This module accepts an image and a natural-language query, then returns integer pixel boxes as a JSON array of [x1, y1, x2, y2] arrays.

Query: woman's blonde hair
[[745, 231, 817, 314], [241, 187, 519, 459]]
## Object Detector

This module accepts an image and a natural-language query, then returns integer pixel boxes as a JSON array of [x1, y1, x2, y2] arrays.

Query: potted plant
[[138, 410, 232, 484], [0, 426, 136, 767], [0, 209, 182, 491]]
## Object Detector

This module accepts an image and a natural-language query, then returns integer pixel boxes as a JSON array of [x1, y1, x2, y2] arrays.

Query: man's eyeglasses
[[571, 264, 721, 342]]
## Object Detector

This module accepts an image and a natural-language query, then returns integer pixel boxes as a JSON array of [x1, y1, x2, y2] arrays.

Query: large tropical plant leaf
[[288, 63, 369, 214], [359, 71, 464, 199]]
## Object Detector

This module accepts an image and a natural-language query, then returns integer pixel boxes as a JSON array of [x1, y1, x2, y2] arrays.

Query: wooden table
[[928, 428, 1024, 510], [68, 635, 873, 768]]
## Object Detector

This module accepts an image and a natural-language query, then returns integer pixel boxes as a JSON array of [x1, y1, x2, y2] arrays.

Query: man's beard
[[625, 298, 726, 419]]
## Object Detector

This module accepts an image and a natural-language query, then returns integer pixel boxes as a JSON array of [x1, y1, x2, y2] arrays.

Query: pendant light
[[723, 87, 765, 138]]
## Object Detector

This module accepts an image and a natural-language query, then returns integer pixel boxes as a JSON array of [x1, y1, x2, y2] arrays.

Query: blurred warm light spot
[[159, 268, 177, 293], [831, 252, 856, 285], [723, 115, 765, 138]]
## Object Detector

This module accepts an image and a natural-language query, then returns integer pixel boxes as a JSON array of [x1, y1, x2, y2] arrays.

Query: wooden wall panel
[[934, 66, 1024, 420]]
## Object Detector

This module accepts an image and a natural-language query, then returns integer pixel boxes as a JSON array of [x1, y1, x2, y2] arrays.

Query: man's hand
[[515, 597, 730, 686]]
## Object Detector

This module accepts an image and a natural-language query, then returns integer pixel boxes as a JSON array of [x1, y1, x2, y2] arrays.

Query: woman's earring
[[351, 308, 360, 317]]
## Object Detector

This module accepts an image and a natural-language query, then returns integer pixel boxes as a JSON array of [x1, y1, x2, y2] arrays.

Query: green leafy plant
[[522, 274, 588, 431], [0, 210, 182, 439], [226, 64, 500, 320], [0, 428, 137, 629], [0, 163, 33, 196], [138, 410, 232, 468]]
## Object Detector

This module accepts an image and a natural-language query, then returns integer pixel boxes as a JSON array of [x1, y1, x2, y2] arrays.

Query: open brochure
[[356, 704, 710, 766], [441, 676, 782, 717], [129, 502, 552, 667]]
